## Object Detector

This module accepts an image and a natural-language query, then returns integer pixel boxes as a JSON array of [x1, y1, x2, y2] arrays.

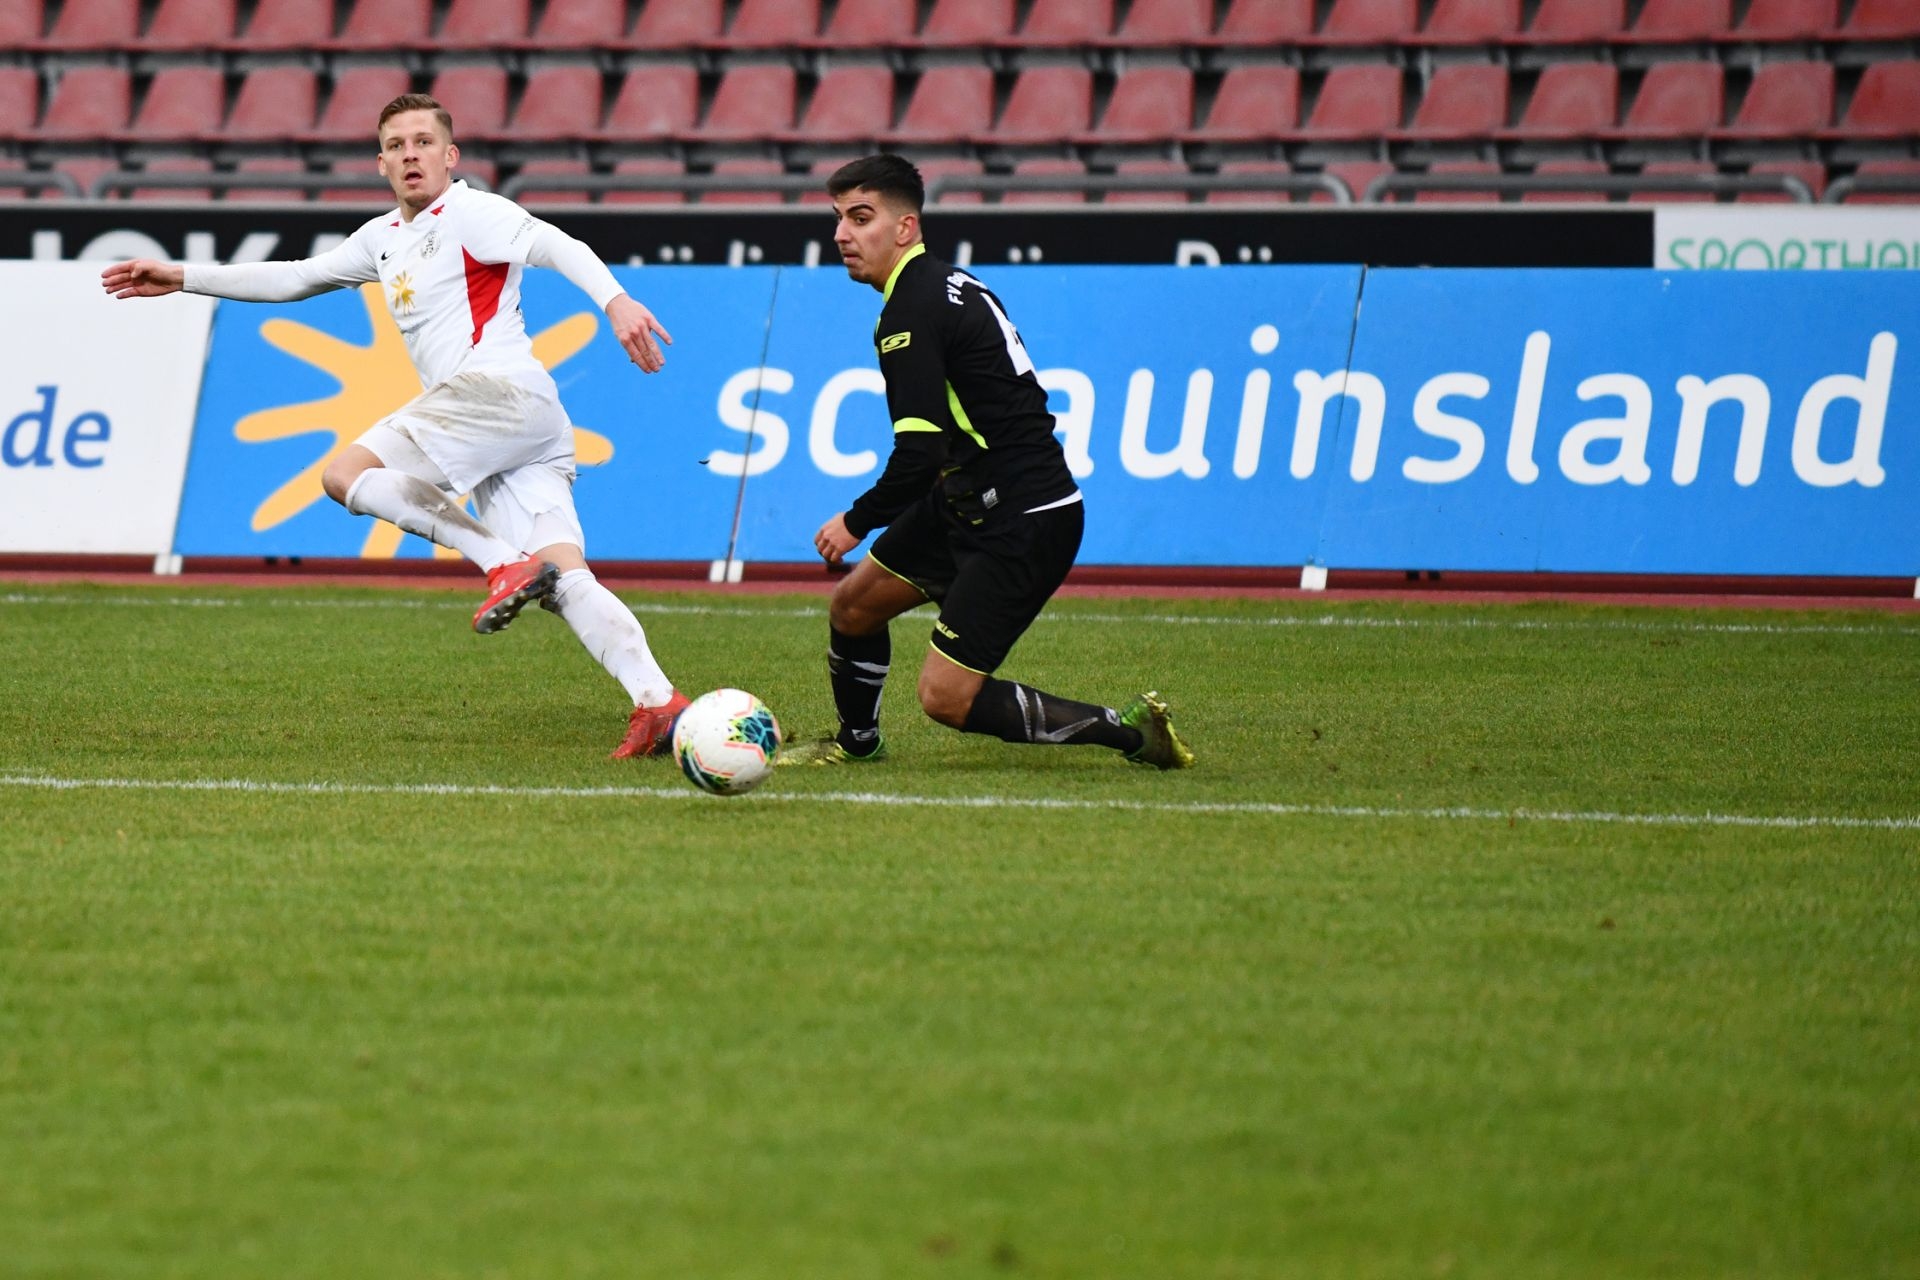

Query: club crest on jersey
[[880, 331, 911, 353], [419, 230, 440, 258], [388, 271, 417, 316]]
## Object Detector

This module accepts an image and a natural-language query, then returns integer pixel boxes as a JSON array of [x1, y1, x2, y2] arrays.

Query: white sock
[[343, 469, 520, 571], [550, 569, 674, 706]]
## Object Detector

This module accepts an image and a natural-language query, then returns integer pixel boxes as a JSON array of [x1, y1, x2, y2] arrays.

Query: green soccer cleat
[[1120, 691, 1196, 770], [774, 736, 889, 767]]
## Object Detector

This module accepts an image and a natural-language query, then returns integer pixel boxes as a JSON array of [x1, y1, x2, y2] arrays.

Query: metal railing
[[1363, 170, 1819, 203], [84, 170, 492, 199], [0, 171, 84, 197], [1823, 171, 1920, 202]]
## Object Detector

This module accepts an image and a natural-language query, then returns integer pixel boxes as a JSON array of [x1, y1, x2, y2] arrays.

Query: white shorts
[[357, 371, 585, 555]]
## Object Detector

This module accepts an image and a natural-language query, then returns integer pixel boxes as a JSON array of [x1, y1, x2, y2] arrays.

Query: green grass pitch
[[1, 580, 1916, 1279]]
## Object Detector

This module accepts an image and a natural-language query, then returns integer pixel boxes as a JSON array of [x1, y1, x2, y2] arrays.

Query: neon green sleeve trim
[[893, 416, 943, 434]]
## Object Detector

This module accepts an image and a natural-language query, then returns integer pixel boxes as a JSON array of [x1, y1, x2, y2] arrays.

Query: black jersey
[[843, 245, 1079, 539]]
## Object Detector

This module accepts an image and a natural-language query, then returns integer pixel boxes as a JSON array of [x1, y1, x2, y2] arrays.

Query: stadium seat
[[1017, 0, 1113, 44], [506, 66, 604, 141], [513, 158, 593, 205], [700, 65, 798, 139], [1421, 0, 1520, 44], [885, 66, 994, 142], [785, 67, 895, 142], [307, 66, 412, 142], [1527, 0, 1624, 41], [1207, 160, 1296, 203], [38, 67, 131, 139], [1739, 159, 1827, 202], [318, 158, 393, 203], [1412, 159, 1503, 202], [1629, 160, 1718, 202], [1843, 158, 1920, 203], [601, 158, 688, 205], [1520, 158, 1611, 202], [331, 0, 430, 47], [1507, 62, 1617, 136], [1402, 64, 1509, 138], [1003, 157, 1089, 204], [1185, 65, 1300, 140], [1736, 0, 1836, 39], [129, 67, 226, 142], [437, 0, 529, 47], [1834, 60, 1920, 138], [1302, 65, 1403, 138], [228, 0, 332, 49], [1112, 0, 1214, 43], [628, 0, 722, 45], [0, 69, 41, 142], [1215, 0, 1314, 41], [225, 67, 318, 140], [1626, 0, 1730, 41], [1718, 61, 1833, 136], [52, 157, 120, 199], [1843, 0, 1920, 38], [452, 157, 495, 191], [1319, 0, 1418, 43], [991, 67, 1094, 142], [429, 66, 510, 139], [127, 155, 215, 201], [227, 156, 310, 202], [917, 0, 1014, 44], [600, 65, 699, 140], [817, 0, 916, 45], [1103, 159, 1192, 204], [1319, 159, 1393, 202], [37, 0, 138, 48], [704, 158, 785, 204], [1617, 61, 1724, 136], [917, 156, 987, 204], [144, 0, 237, 48], [1087, 67, 1194, 142], [531, 0, 623, 45], [0, 1, 42, 46], [725, 0, 820, 46]]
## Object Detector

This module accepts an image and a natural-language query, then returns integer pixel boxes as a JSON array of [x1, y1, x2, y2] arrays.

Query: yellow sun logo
[[235, 282, 613, 559], [388, 271, 416, 315]]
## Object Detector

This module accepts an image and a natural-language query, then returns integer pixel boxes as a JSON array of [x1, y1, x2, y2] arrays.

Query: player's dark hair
[[826, 154, 925, 214], [378, 93, 454, 142]]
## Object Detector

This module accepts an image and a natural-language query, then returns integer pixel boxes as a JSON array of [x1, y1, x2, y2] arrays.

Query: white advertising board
[[1656, 206, 1920, 271], [0, 263, 215, 553]]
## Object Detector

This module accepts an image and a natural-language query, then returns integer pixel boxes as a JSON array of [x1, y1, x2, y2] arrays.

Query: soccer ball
[[671, 688, 782, 796]]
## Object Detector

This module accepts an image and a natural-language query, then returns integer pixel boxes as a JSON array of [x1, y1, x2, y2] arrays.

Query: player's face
[[376, 109, 458, 215], [831, 188, 918, 290]]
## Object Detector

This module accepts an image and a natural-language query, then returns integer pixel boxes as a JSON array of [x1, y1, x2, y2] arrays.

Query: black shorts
[[868, 493, 1084, 675]]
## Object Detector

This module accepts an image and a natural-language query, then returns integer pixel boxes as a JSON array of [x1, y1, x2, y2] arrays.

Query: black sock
[[961, 678, 1143, 753], [828, 626, 889, 756]]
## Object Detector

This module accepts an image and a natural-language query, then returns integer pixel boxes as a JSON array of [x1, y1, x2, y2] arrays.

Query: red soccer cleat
[[472, 556, 559, 634], [611, 689, 692, 760]]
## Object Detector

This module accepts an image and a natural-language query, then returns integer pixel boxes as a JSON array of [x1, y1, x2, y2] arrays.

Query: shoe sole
[[473, 562, 559, 635]]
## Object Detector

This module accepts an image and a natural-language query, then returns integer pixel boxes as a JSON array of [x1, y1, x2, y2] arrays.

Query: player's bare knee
[[828, 588, 881, 636], [320, 458, 356, 505], [917, 669, 973, 729]]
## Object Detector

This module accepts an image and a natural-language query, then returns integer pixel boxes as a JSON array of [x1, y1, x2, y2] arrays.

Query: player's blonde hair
[[377, 93, 454, 143]]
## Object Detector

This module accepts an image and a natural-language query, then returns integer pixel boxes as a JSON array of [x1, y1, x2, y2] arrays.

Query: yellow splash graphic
[[235, 282, 612, 558]]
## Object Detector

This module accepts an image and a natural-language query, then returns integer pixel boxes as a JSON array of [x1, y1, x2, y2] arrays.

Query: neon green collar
[[882, 242, 927, 301]]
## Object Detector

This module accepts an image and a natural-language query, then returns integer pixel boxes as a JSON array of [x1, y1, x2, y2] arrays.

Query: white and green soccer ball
[[672, 688, 782, 796]]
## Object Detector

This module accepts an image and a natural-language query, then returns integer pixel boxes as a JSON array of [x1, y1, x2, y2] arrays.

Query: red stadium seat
[[1319, 159, 1392, 202], [1421, 0, 1520, 43], [38, 0, 138, 48], [1740, 160, 1826, 202], [1836, 60, 1920, 137], [1403, 64, 1508, 137], [1088, 68, 1194, 142], [1104, 159, 1192, 204], [1630, 160, 1718, 202], [0, 1, 43, 45], [452, 157, 495, 191], [1004, 157, 1089, 204], [514, 158, 593, 205], [1017, 0, 1113, 43], [1627, 0, 1730, 41], [1719, 61, 1833, 136], [886, 66, 994, 142], [992, 67, 1094, 142], [918, 156, 987, 204], [331, 0, 429, 47], [1843, 159, 1920, 203], [601, 65, 700, 140], [1737, 0, 1836, 38], [918, 0, 1014, 43], [145, 0, 237, 47], [308, 66, 412, 142], [318, 158, 394, 203], [629, 0, 722, 45], [797, 157, 842, 206], [1207, 160, 1296, 204], [225, 67, 318, 140], [228, 157, 310, 203], [818, 0, 916, 44], [786, 67, 895, 141], [507, 66, 604, 141], [39, 67, 131, 139], [1617, 61, 1723, 136], [1843, 0, 1920, 38], [601, 158, 688, 206], [130, 67, 225, 141], [1302, 65, 1403, 138], [700, 65, 798, 139], [1508, 63, 1617, 136], [532, 0, 623, 45], [1527, 0, 1624, 41], [229, 0, 332, 49], [127, 156, 215, 201], [1520, 158, 1610, 202], [1216, 0, 1313, 41], [438, 0, 529, 47], [1186, 65, 1299, 140], [0, 69, 41, 141], [1412, 159, 1503, 202], [1112, 0, 1213, 43], [726, 0, 820, 46], [53, 158, 120, 199], [429, 66, 510, 139], [705, 158, 785, 205], [1320, 0, 1418, 43]]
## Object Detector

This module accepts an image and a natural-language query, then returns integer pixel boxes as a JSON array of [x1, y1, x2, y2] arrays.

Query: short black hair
[[826, 154, 924, 214]]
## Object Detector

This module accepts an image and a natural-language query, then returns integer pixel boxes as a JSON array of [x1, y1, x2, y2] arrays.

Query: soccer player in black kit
[[780, 153, 1194, 770]]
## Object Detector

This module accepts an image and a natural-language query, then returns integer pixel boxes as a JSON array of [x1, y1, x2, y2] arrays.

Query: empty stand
[[1421, 0, 1520, 44], [704, 158, 785, 204], [309, 66, 412, 142], [1629, 160, 1719, 202], [1835, 60, 1920, 137], [531, 0, 623, 46], [0, 1, 42, 46], [145, 0, 237, 48], [1843, 159, 1920, 203], [229, 0, 333, 50], [1740, 160, 1827, 202], [786, 67, 895, 142], [331, 0, 430, 48], [507, 66, 604, 141], [1088, 67, 1193, 142], [1412, 160, 1503, 202], [0, 69, 41, 142], [992, 66, 1094, 142], [701, 65, 798, 139], [437, 0, 529, 47], [1508, 63, 1617, 136], [918, 156, 987, 204], [601, 158, 688, 206], [1403, 64, 1509, 137], [1216, 0, 1313, 41], [429, 66, 510, 139], [130, 67, 225, 141], [318, 158, 394, 203], [1520, 158, 1611, 201], [1017, 0, 1114, 44], [817, 0, 916, 44], [886, 66, 994, 142], [513, 158, 592, 204], [1720, 61, 1833, 135], [1207, 160, 1296, 203], [128, 156, 214, 201], [1843, 0, 1920, 38], [37, 0, 138, 49], [628, 0, 722, 45], [1319, 159, 1392, 202], [1320, 0, 1418, 43], [225, 67, 318, 140], [1302, 65, 1403, 138], [1104, 158, 1192, 203], [228, 157, 310, 203], [39, 67, 131, 139], [600, 65, 699, 140], [1618, 61, 1724, 136], [1528, 0, 1624, 41], [1113, 0, 1213, 43], [1003, 157, 1089, 204], [1626, 0, 1731, 41], [52, 157, 120, 200], [1736, 0, 1836, 39], [726, 0, 820, 46], [917, 0, 1015, 44], [1185, 66, 1299, 140]]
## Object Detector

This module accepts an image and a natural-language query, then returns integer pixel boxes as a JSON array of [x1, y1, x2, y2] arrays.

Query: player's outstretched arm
[[605, 294, 673, 374], [101, 259, 184, 299]]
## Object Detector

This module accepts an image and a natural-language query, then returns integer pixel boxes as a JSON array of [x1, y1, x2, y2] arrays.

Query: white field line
[[2, 773, 1915, 831], [1, 592, 1914, 639]]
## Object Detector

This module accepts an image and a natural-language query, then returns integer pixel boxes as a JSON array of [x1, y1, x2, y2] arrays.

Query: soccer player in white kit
[[101, 94, 691, 760]]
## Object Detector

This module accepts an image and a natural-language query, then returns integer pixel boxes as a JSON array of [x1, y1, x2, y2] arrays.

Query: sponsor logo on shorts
[[934, 619, 958, 640]]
